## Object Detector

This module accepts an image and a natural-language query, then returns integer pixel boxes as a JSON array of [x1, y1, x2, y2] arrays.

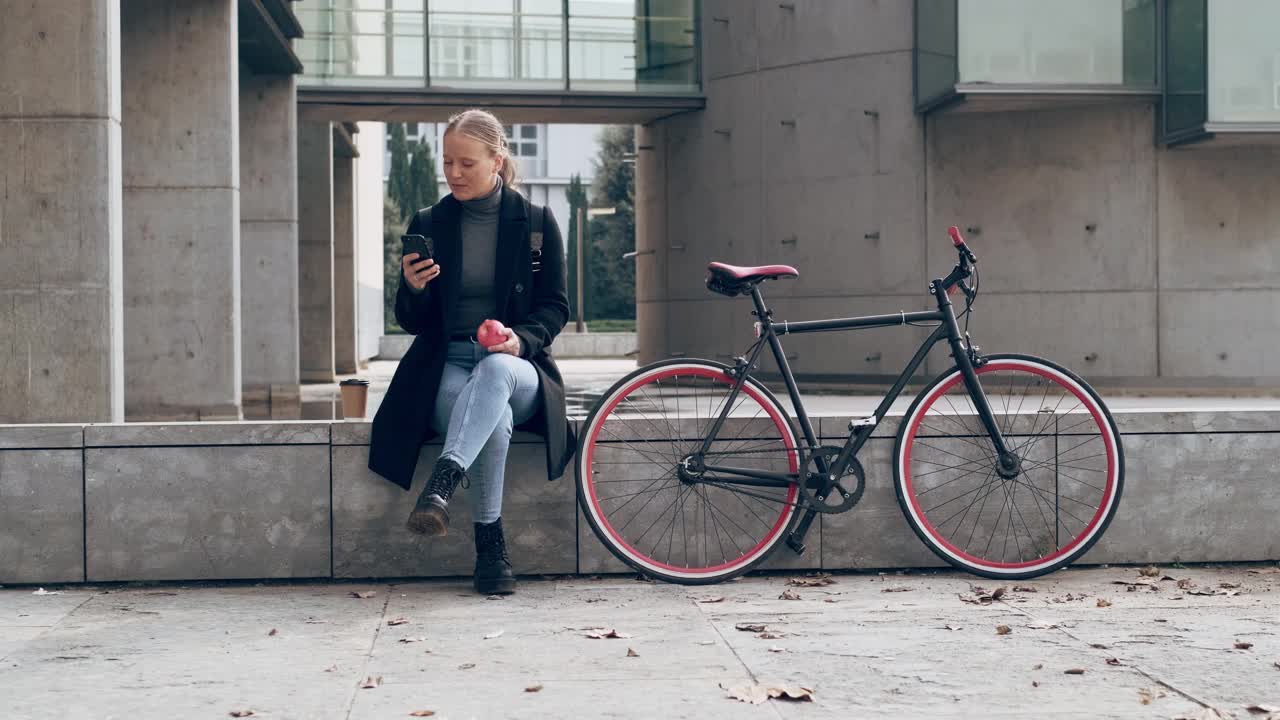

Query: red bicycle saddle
[[706, 262, 799, 284]]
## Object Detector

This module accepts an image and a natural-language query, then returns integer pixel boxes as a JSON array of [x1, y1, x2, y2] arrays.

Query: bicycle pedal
[[848, 416, 876, 430]]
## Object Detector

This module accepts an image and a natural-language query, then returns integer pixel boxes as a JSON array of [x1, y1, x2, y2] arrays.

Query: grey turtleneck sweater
[[449, 177, 503, 337]]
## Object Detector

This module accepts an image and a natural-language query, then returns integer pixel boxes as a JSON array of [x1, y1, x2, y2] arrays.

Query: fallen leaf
[[882, 586, 913, 593], [1106, 658, 1123, 666], [584, 597, 607, 603], [626, 647, 639, 657], [351, 591, 376, 599], [1032, 681, 1039, 687], [1139, 565, 1161, 577], [1013, 585, 1039, 593], [1178, 578, 1197, 589], [31, 588, 61, 596], [1032, 664, 1043, 670], [1138, 687, 1166, 705], [787, 574, 835, 587], [697, 640, 716, 646], [824, 598, 838, 603], [585, 628, 631, 639], [768, 646, 785, 653], [757, 632, 785, 640], [409, 711, 437, 717], [1246, 705, 1280, 715], [991, 587, 1007, 600], [1219, 582, 1242, 589], [1064, 668, 1086, 675], [779, 589, 802, 601], [268, 628, 278, 636], [996, 625, 1012, 636], [524, 685, 543, 693], [361, 676, 382, 689], [944, 625, 963, 631], [323, 665, 338, 672], [1089, 643, 1109, 650], [734, 623, 767, 633], [483, 629, 504, 640], [229, 712, 255, 718], [1274, 660, 1280, 669], [697, 596, 725, 604], [1025, 622, 1058, 630], [387, 618, 410, 626], [399, 637, 426, 644], [767, 686, 815, 702], [457, 663, 476, 670], [1097, 598, 1113, 607], [1236, 641, 1254, 650], [1155, 618, 1169, 623], [721, 683, 814, 704]]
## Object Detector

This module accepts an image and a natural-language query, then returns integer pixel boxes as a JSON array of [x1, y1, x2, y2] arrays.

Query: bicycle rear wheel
[[577, 360, 801, 585], [894, 354, 1123, 579]]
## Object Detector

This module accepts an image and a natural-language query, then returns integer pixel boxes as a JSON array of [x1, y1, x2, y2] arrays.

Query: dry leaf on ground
[[944, 625, 963, 631], [787, 574, 835, 587], [387, 618, 409, 626], [697, 640, 716, 646], [268, 628, 278, 636], [996, 625, 1012, 636], [399, 637, 426, 644], [882, 587, 913, 593], [1097, 598, 1113, 607], [361, 676, 382, 689], [1032, 664, 1043, 670], [409, 711, 436, 717], [483, 629, 504, 640], [721, 683, 814, 704], [1012, 585, 1039, 593], [697, 596, 725, 604], [768, 646, 785, 653], [1025, 623, 1059, 630], [1089, 643, 1109, 649], [323, 665, 338, 672], [1178, 578, 1197, 589], [1235, 641, 1254, 650], [585, 628, 631, 639], [1137, 687, 1166, 705], [626, 648, 639, 657], [735, 623, 767, 633], [1106, 658, 1123, 666], [1245, 704, 1280, 715], [1139, 565, 1161, 577], [458, 663, 476, 670], [757, 631, 785, 640], [1064, 668, 1086, 675], [229, 712, 255, 718], [959, 586, 1006, 605], [351, 591, 376, 599], [1220, 582, 1243, 589], [525, 685, 543, 693]]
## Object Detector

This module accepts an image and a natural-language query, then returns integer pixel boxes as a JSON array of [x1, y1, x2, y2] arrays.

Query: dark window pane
[[915, 0, 957, 109], [1163, 0, 1207, 139]]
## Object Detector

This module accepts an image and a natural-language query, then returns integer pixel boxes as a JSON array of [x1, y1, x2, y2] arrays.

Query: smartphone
[[401, 234, 433, 262]]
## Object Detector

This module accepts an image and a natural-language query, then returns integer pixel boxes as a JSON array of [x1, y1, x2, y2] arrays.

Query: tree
[[586, 125, 636, 321], [383, 196, 405, 333], [405, 139, 440, 217], [564, 173, 588, 327], [387, 122, 411, 221]]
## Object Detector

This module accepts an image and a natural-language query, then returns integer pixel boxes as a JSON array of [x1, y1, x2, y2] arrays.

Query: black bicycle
[[576, 227, 1124, 584]]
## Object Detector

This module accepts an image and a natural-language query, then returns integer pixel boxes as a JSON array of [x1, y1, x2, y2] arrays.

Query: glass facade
[[295, 0, 699, 93], [1207, 0, 1280, 123], [1161, 0, 1207, 141]]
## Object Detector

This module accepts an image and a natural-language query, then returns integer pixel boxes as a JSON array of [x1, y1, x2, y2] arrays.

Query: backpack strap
[[528, 198, 546, 272]]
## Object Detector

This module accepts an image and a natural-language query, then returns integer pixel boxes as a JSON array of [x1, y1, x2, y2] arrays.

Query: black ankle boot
[[473, 518, 516, 595], [406, 458, 467, 537]]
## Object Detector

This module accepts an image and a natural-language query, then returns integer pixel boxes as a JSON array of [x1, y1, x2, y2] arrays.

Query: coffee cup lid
[[339, 378, 370, 386]]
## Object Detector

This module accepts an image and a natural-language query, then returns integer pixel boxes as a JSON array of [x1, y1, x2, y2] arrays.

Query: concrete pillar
[[634, 123, 667, 366], [0, 0, 124, 423], [239, 72, 301, 419], [297, 121, 335, 383], [333, 136, 359, 376], [121, 0, 241, 420]]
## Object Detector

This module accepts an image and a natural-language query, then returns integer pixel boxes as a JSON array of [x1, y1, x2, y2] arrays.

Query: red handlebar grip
[[948, 226, 966, 248]]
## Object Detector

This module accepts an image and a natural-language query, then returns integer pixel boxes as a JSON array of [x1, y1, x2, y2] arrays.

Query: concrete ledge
[[2, 407, 1278, 584]]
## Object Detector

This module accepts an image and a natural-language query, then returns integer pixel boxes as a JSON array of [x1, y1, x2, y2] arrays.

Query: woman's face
[[443, 131, 502, 201]]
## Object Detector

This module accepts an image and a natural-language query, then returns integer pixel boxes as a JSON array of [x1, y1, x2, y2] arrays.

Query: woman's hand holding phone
[[402, 253, 439, 291]]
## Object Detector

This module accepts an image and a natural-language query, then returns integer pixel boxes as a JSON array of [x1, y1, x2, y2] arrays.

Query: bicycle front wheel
[[577, 360, 801, 585], [894, 354, 1123, 579]]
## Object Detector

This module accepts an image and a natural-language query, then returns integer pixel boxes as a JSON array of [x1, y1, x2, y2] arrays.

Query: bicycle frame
[[689, 269, 1016, 554]]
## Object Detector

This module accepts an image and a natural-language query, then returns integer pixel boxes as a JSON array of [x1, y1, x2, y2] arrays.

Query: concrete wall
[[122, 0, 242, 420], [642, 1, 1280, 387], [0, 0, 124, 423], [240, 71, 300, 418], [298, 121, 336, 383], [3, 408, 1280, 584], [355, 122, 385, 363]]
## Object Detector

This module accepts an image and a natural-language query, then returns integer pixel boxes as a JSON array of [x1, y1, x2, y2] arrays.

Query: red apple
[[477, 319, 508, 349]]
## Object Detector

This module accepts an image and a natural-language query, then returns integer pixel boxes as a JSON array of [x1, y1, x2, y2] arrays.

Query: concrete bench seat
[[2, 409, 1279, 585]]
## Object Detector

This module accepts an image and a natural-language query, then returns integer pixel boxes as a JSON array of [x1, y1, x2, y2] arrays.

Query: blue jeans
[[433, 340, 540, 524]]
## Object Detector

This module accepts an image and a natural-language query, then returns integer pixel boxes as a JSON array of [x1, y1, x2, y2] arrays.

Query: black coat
[[368, 187, 576, 491]]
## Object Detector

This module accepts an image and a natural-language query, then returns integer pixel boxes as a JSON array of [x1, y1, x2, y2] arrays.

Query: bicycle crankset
[[799, 447, 865, 514]]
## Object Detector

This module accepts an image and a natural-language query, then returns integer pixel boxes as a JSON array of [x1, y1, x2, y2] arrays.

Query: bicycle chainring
[[799, 446, 865, 514]]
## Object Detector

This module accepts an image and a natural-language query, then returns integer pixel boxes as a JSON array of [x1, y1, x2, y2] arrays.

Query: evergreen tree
[[586, 125, 636, 321], [406, 139, 440, 217], [383, 196, 405, 333], [387, 122, 411, 221], [564, 173, 588, 327]]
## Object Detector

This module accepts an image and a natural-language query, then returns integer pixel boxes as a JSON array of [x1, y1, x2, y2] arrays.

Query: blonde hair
[[444, 108, 519, 189]]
